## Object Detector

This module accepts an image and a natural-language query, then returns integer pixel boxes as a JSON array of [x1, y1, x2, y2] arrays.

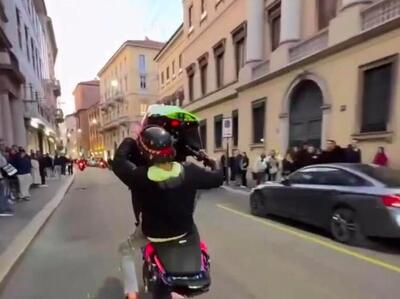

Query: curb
[[0, 174, 75, 284], [221, 185, 251, 195]]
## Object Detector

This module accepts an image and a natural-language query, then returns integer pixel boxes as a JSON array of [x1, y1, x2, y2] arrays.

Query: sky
[[45, 0, 183, 115]]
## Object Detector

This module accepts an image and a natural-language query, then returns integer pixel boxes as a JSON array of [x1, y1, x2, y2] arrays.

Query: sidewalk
[[0, 174, 75, 283]]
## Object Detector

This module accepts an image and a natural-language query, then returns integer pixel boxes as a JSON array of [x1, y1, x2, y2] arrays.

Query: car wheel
[[330, 208, 363, 245], [250, 192, 265, 217]]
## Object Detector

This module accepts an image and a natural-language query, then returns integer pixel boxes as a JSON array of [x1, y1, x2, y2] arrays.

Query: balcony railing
[[252, 60, 270, 79], [362, 0, 400, 31], [289, 29, 329, 63]]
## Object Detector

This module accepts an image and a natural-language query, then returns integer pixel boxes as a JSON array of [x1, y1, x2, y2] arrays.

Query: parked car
[[250, 164, 400, 244]]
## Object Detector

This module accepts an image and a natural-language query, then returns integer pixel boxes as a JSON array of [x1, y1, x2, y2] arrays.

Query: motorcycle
[[142, 234, 211, 298], [78, 160, 86, 171]]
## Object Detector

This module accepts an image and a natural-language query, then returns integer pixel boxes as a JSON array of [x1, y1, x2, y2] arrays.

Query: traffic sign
[[222, 117, 232, 138]]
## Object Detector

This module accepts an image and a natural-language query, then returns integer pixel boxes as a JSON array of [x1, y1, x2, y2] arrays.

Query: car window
[[315, 169, 367, 186], [354, 165, 400, 187], [289, 170, 319, 185], [290, 168, 367, 186]]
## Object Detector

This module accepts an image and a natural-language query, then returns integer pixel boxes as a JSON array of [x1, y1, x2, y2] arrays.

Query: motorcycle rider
[[113, 105, 202, 225], [112, 105, 212, 299], [117, 126, 223, 299]]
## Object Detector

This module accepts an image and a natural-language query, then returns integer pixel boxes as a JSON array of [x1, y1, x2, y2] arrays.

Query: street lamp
[[77, 128, 82, 133], [111, 80, 118, 88], [92, 118, 98, 125]]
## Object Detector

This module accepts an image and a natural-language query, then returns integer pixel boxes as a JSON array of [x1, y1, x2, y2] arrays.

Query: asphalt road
[[0, 168, 399, 299]]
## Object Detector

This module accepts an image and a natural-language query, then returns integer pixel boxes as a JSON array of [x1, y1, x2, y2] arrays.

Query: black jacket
[[319, 146, 346, 164], [131, 163, 224, 238], [345, 148, 362, 163]]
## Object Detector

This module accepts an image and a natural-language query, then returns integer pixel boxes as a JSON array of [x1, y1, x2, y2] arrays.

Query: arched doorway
[[289, 80, 323, 148]]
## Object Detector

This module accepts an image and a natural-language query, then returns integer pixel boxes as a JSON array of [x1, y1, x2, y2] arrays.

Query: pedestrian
[[235, 151, 243, 186], [267, 150, 280, 181], [220, 154, 228, 181], [60, 154, 67, 175], [239, 152, 249, 187], [30, 152, 41, 186], [37, 151, 47, 187], [282, 151, 295, 178], [229, 151, 237, 182], [0, 152, 16, 216], [67, 157, 73, 175], [253, 153, 267, 185], [306, 145, 320, 165], [319, 140, 345, 164], [15, 149, 33, 200], [53, 154, 62, 179], [7, 146, 20, 201], [345, 140, 362, 163], [44, 153, 53, 178], [373, 146, 388, 167]]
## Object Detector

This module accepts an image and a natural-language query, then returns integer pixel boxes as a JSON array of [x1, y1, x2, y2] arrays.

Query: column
[[246, 0, 264, 63], [280, 0, 302, 44], [10, 98, 27, 147], [342, 0, 372, 9], [1, 93, 14, 146]]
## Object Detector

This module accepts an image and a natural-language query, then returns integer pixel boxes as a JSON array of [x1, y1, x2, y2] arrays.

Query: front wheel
[[330, 208, 364, 245]]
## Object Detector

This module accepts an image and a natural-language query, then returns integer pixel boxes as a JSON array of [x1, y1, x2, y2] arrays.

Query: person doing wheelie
[[119, 126, 223, 299]]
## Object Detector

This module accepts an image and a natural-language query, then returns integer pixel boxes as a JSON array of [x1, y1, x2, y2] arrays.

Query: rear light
[[171, 119, 181, 127], [382, 195, 400, 208]]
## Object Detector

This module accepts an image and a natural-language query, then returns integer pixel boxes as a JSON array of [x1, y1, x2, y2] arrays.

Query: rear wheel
[[250, 191, 266, 217], [330, 208, 363, 245]]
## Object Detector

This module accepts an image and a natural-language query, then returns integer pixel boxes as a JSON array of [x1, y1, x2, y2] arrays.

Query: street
[[0, 167, 399, 299]]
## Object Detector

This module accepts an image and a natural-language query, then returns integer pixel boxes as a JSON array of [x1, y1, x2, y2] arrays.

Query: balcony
[[24, 100, 56, 132], [0, 51, 25, 84], [362, 0, 400, 31], [252, 60, 270, 79], [55, 108, 64, 123], [117, 115, 130, 126], [289, 29, 329, 63], [53, 79, 61, 97], [112, 91, 124, 103]]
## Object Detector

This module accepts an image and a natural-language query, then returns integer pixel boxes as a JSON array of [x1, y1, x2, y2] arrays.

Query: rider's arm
[[186, 162, 224, 190], [112, 138, 142, 189]]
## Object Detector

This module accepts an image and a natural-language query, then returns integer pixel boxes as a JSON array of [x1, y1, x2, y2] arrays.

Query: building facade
[[174, 0, 400, 168], [98, 39, 163, 160], [60, 113, 78, 159], [0, 0, 62, 153], [73, 80, 100, 157], [155, 25, 185, 106], [87, 101, 103, 158]]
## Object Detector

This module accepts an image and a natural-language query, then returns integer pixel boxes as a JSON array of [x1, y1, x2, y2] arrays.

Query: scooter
[[142, 234, 211, 298]]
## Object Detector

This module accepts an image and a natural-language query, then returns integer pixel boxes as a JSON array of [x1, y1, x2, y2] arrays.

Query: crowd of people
[[0, 142, 74, 217], [221, 140, 390, 187]]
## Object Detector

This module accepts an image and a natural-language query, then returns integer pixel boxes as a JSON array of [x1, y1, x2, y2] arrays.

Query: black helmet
[[138, 126, 176, 164]]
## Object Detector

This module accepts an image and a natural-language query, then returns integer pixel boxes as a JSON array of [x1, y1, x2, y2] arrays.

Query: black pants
[[68, 165, 73, 175], [230, 168, 236, 181], [241, 170, 247, 187], [40, 171, 46, 185]]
